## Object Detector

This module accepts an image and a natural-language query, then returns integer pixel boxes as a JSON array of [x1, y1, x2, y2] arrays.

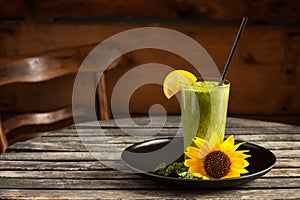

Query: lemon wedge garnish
[[163, 70, 197, 99]]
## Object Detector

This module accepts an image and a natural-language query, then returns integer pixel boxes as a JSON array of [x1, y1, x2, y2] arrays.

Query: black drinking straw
[[218, 17, 248, 86]]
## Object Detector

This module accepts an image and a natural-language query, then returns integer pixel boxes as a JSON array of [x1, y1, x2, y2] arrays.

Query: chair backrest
[[0, 46, 96, 153]]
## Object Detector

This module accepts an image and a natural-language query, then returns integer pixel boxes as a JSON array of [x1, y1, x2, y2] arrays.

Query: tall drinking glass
[[181, 77, 230, 152]]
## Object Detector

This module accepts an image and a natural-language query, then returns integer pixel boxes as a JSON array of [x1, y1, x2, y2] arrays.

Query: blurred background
[[0, 0, 299, 128]]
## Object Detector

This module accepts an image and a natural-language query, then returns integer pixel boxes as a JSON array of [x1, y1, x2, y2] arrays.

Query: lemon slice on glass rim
[[163, 70, 197, 99]]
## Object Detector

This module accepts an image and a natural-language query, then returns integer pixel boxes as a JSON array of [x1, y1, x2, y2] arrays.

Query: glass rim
[[181, 77, 230, 90]]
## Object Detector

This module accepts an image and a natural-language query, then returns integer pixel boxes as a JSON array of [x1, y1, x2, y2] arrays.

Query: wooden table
[[0, 116, 299, 199]]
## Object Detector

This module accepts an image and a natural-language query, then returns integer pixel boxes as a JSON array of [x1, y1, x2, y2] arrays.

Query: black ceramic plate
[[121, 137, 276, 189]]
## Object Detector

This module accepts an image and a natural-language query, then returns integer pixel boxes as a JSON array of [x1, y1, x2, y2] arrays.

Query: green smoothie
[[181, 79, 230, 151]]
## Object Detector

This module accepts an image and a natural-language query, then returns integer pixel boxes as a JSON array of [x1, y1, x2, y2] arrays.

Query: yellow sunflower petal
[[243, 154, 251, 159], [233, 151, 250, 158], [184, 159, 200, 167], [223, 170, 240, 179], [224, 135, 235, 146], [192, 173, 203, 178], [185, 147, 200, 159], [243, 160, 250, 167], [193, 138, 210, 157], [231, 161, 245, 169], [193, 137, 206, 149], [220, 135, 235, 152], [229, 167, 242, 176], [233, 142, 246, 150], [238, 168, 249, 174], [189, 166, 202, 174], [237, 150, 250, 154], [195, 163, 206, 176]]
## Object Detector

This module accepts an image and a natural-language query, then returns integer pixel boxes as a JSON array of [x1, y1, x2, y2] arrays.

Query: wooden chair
[[0, 47, 95, 153], [0, 43, 126, 153]]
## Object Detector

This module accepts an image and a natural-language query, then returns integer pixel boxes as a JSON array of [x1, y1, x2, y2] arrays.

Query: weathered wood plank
[[0, 149, 299, 161], [272, 150, 300, 158], [266, 168, 300, 177], [22, 133, 300, 143], [72, 127, 300, 135], [226, 127, 300, 134], [0, 177, 299, 190], [0, 170, 139, 179], [0, 168, 298, 179], [0, 160, 126, 171], [226, 117, 300, 128], [6, 140, 300, 152], [243, 141, 300, 150], [0, 152, 98, 161], [73, 116, 299, 128], [0, 0, 299, 21], [0, 188, 299, 200], [0, 158, 297, 171], [276, 158, 300, 168]]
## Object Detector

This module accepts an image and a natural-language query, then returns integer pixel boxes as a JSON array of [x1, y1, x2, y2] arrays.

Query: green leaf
[[153, 162, 199, 180]]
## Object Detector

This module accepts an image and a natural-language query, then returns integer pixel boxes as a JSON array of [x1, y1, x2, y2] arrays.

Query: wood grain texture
[[0, 157, 297, 170], [0, 189, 299, 200], [6, 139, 300, 152], [75, 116, 299, 128], [0, 44, 93, 112], [0, 0, 299, 21], [0, 21, 299, 122], [0, 168, 298, 179], [0, 116, 299, 199], [0, 0, 299, 127], [0, 177, 299, 190]]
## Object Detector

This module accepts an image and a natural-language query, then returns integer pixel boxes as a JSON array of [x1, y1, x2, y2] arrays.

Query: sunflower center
[[204, 150, 231, 178]]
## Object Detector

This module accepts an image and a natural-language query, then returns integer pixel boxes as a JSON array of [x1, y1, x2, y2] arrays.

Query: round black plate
[[121, 137, 276, 189]]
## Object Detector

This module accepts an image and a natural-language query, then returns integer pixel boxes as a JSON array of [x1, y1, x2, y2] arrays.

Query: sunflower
[[184, 135, 250, 180]]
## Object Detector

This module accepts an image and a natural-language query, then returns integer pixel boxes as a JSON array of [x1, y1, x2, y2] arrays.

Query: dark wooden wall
[[0, 0, 299, 125]]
